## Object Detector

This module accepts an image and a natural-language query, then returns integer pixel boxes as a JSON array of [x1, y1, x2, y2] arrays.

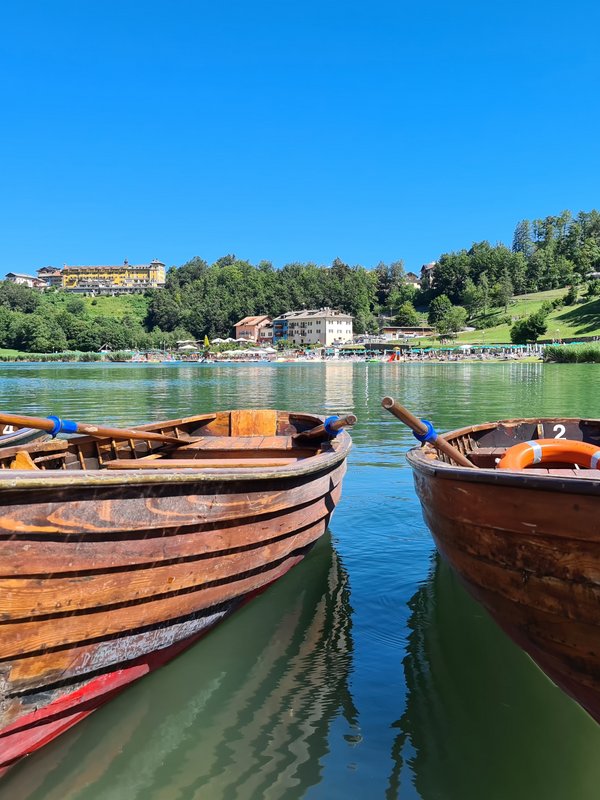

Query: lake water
[[1, 361, 599, 800]]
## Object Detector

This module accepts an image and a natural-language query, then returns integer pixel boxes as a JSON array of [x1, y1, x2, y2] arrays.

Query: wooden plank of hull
[[0, 484, 342, 575], [0, 548, 310, 728], [428, 520, 600, 623], [412, 469, 600, 723], [0, 518, 329, 660], [412, 470, 600, 542], [0, 518, 328, 622], [0, 462, 345, 535], [424, 518, 600, 587]]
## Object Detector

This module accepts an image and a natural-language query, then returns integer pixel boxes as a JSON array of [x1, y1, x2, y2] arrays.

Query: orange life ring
[[498, 438, 600, 470]]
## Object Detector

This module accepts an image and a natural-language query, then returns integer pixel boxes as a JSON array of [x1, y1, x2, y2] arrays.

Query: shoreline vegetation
[[543, 343, 600, 363], [1, 209, 599, 356], [0, 345, 556, 364]]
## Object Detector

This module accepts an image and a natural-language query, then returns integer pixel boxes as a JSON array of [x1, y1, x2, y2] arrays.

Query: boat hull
[[409, 454, 600, 725], [0, 451, 347, 773], [0, 427, 47, 448]]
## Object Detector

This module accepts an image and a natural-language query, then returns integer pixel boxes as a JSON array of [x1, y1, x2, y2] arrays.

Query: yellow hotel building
[[62, 259, 166, 294]]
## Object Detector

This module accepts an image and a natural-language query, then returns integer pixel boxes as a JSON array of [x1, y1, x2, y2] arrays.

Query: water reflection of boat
[[2, 537, 355, 800], [390, 555, 600, 800]]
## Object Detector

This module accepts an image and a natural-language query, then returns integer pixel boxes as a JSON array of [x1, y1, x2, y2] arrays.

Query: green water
[[0, 362, 599, 800]]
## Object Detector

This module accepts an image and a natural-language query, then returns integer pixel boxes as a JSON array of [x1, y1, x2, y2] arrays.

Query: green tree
[[145, 290, 182, 331], [512, 220, 533, 258], [460, 278, 483, 317], [432, 252, 470, 303], [491, 269, 513, 312], [510, 310, 548, 343], [65, 297, 86, 316], [0, 281, 41, 313], [437, 305, 468, 336], [394, 301, 420, 326], [9, 314, 67, 352], [428, 294, 453, 326]]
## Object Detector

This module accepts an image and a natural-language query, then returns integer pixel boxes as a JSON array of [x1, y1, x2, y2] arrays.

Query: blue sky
[[1, 0, 599, 276]]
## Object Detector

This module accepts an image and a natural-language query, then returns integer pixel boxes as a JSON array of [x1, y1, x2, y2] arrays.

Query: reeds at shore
[[544, 344, 600, 363]]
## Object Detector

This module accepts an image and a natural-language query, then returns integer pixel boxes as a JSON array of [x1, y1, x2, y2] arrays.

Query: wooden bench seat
[[104, 456, 304, 470]]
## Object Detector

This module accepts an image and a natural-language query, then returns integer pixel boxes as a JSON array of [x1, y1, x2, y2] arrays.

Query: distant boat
[[404, 415, 600, 726], [0, 408, 353, 774]]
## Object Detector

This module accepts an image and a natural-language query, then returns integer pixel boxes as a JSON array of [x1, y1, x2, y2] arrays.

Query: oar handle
[[381, 397, 475, 469], [294, 414, 357, 439], [0, 412, 186, 446]]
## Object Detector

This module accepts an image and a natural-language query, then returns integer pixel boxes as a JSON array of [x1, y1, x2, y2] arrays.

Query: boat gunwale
[[0, 433, 351, 490], [406, 416, 600, 495]]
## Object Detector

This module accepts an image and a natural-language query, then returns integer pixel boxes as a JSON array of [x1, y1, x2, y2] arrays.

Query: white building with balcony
[[273, 308, 353, 346]]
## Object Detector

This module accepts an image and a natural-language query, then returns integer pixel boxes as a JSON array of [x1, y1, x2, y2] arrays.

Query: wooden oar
[[293, 414, 357, 439], [0, 412, 188, 446], [381, 397, 476, 469]]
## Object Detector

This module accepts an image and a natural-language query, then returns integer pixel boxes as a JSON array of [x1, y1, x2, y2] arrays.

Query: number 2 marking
[[553, 424, 566, 439]]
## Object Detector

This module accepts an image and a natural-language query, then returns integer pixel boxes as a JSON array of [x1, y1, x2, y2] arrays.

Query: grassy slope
[[409, 289, 600, 346], [40, 292, 150, 323]]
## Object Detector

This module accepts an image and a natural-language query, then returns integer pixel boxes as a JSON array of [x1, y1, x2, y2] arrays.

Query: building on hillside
[[36, 266, 64, 288], [234, 315, 273, 343], [405, 272, 421, 289], [272, 308, 353, 346], [381, 325, 434, 340], [61, 259, 166, 294], [5, 272, 48, 289], [420, 262, 437, 288]]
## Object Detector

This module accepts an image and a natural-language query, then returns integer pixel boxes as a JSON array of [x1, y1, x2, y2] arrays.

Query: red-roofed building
[[234, 315, 273, 343]]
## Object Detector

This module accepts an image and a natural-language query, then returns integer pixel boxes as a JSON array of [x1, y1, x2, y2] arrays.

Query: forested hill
[[147, 255, 387, 338], [0, 208, 599, 353], [431, 209, 600, 306]]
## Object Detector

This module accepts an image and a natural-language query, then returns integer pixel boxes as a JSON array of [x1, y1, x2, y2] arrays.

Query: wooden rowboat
[[0, 408, 352, 775], [0, 425, 47, 448], [402, 414, 600, 725]]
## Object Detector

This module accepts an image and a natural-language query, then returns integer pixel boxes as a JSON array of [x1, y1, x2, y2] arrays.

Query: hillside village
[[2, 209, 600, 355]]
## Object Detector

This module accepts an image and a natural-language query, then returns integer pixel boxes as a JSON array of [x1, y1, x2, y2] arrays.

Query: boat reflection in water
[[389, 555, 600, 800], [1, 535, 355, 800]]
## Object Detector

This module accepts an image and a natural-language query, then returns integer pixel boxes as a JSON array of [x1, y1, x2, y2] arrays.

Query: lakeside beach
[[1, 360, 599, 799]]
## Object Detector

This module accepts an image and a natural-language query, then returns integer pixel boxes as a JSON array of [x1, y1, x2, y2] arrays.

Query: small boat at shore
[[0, 425, 47, 448], [0, 408, 353, 775], [382, 397, 600, 726]]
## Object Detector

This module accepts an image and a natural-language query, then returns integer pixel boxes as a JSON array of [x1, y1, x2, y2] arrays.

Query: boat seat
[[466, 447, 508, 467], [173, 436, 297, 451], [103, 456, 304, 470]]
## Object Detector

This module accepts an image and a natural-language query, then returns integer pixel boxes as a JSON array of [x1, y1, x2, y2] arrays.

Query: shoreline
[[0, 356, 545, 366]]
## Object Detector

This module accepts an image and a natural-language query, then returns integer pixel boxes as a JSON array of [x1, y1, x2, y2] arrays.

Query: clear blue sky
[[1, 0, 599, 277]]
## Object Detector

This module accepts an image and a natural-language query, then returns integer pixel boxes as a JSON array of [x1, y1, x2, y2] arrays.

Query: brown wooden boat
[[0, 408, 353, 775], [399, 411, 600, 726], [0, 425, 47, 448]]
